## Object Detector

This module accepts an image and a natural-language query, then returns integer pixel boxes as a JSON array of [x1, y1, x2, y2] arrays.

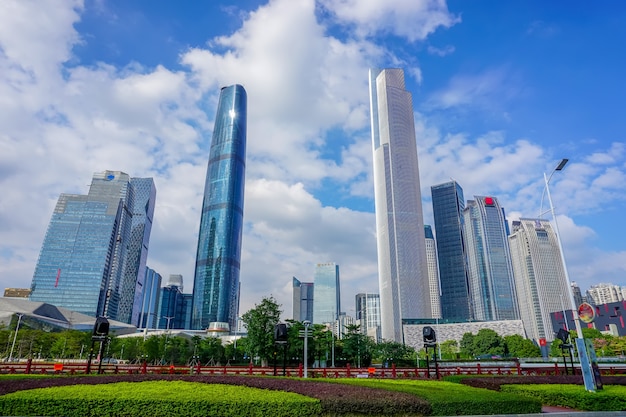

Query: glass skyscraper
[[463, 196, 519, 321], [30, 171, 155, 321], [137, 267, 162, 329], [313, 263, 340, 325], [355, 293, 381, 342], [191, 84, 247, 331], [431, 180, 471, 321], [369, 68, 431, 342], [509, 219, 568, 343], [292, 277, 314, 322]]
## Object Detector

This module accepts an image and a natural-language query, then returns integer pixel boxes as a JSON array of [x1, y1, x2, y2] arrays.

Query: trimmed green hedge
[[333, 378, 542, 416], [0, 381, 321, 417], [501, 384, 626, 411]]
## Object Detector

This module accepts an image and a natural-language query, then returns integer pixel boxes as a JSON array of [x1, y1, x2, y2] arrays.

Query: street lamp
[[542, 158, 595, 391], [8, 313, 24, 362], [303, 320, 311, 378]]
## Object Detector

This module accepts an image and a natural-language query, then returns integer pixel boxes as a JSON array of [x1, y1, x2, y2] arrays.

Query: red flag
[[55, 269, 61, 287]]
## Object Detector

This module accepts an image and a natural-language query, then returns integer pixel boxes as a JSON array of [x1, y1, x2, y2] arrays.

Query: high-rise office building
[[463, 196, 519, 321], [431, 180, 471, 321], [137, 267, 162, 329], [124, 177, 156, 325], [191, 84, 247, 331], [355, 293, 381, 342], [158, 275, 192, 330], [30, 170, 155, 321], [369, 68, 431, 342], [292, 277, 314, 322], [424, 225, 442, 319], [313, 263, 340, 325], [509, 219, 569, 343], [571, 282, 585, 307]]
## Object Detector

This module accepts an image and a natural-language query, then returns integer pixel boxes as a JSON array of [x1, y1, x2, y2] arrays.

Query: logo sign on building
[[578, 303, 596, 324]]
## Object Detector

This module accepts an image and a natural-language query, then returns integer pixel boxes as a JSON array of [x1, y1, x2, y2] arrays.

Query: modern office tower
[[571, 282, 585, 307], [336, 312, 355, 341], [137, 267, 162, 329], [124, 178, 156, 325], [158, 275, 191, 329], [424, 225, 442, 319], [191, 84, 247, 331], [355, 293, 381, 342], [509, 219, 569, 343], [313, 263, 341, 325], [587, 283, 625, 305], [463, 196, 519, 321], [292, 277, 314, 322], [369, 68, 431, 342], [31, 170, 155, 321], [431, 180, 471, 322]]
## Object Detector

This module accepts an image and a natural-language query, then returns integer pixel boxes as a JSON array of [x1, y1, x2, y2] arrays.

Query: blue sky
[[1, 0, 624, 318]]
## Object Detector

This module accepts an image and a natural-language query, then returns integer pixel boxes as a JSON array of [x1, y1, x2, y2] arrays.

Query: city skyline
[[1, 1, 625, 321]]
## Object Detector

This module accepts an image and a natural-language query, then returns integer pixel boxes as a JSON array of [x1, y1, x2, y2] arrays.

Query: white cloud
[[319, 0, 460, 42], [427, 44, 455, 56]]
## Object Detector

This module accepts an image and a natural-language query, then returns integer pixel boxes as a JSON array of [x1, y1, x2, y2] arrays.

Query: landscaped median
[[501, 384, 626, 412], [0, 373, 582, 416]]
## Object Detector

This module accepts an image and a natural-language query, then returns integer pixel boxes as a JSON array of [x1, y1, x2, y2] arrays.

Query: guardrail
[[1, 360, 625, 378]]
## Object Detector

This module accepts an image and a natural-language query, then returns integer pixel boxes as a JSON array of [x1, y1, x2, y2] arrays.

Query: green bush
[[501, 384, 626, 411], [0, 381, 321, 417], [334, 378, 542, 416]]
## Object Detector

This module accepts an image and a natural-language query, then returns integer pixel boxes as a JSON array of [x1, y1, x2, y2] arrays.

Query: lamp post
[[542, 158, 595, 391], [303, 320, 311, 378], [8, 313, 23, 362]]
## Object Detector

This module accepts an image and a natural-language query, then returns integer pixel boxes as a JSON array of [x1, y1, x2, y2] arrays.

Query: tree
[[473, 329, 505, 357], [241, 296, 282, 367], [341, 324, 373, 367], [439, 340, 459, 360], [503, 334, 540, 358], [459, 332, 476, 358], [374, 340, 415, 366]]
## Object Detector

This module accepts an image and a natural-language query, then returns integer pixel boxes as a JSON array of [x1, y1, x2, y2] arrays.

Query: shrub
[[501, 384, 626, 411]]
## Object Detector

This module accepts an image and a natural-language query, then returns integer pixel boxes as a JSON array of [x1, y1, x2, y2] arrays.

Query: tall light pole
[[8, 313, 23, 362], [303, 320, 311, 378], [543, 158, 596, 391]]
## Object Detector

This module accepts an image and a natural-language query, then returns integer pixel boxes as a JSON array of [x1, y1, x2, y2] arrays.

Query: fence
[[1, 360, 625, 378]]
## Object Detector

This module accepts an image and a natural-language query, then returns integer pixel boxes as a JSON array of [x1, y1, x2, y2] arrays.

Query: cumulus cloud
[[319, 0, 460, 42]]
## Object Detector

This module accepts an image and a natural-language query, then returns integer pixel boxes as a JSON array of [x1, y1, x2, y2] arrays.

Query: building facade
[[137, 267, 162, 329], [463, 196, 519, 321], [30, 170, 155, 321], [191, 85, 247, 331], [313, 263, 340, 325], [355, 293, 381, 342], [424, 225, 442, 319], [431, 180, 471, 322], [292, 277, 314, 322], [586, 283, 626, 305], [508, 219, 569, 343], [369, 68, 431, 342]]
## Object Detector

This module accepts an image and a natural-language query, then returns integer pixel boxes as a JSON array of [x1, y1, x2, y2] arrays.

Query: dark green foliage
[[502, 384, 626, 411], [503, 334, 540, 357], [241, 297, 282, 366]]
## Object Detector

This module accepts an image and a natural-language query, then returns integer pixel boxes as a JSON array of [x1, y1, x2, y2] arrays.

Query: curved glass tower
[[191, 85, 247, 331]]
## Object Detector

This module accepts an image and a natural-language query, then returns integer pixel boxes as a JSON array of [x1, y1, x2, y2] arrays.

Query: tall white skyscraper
[[425, 225, 442, 319], [312, 263, 340, 325], [509, 219, 569, 342], [369, 68, 432, 342]]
